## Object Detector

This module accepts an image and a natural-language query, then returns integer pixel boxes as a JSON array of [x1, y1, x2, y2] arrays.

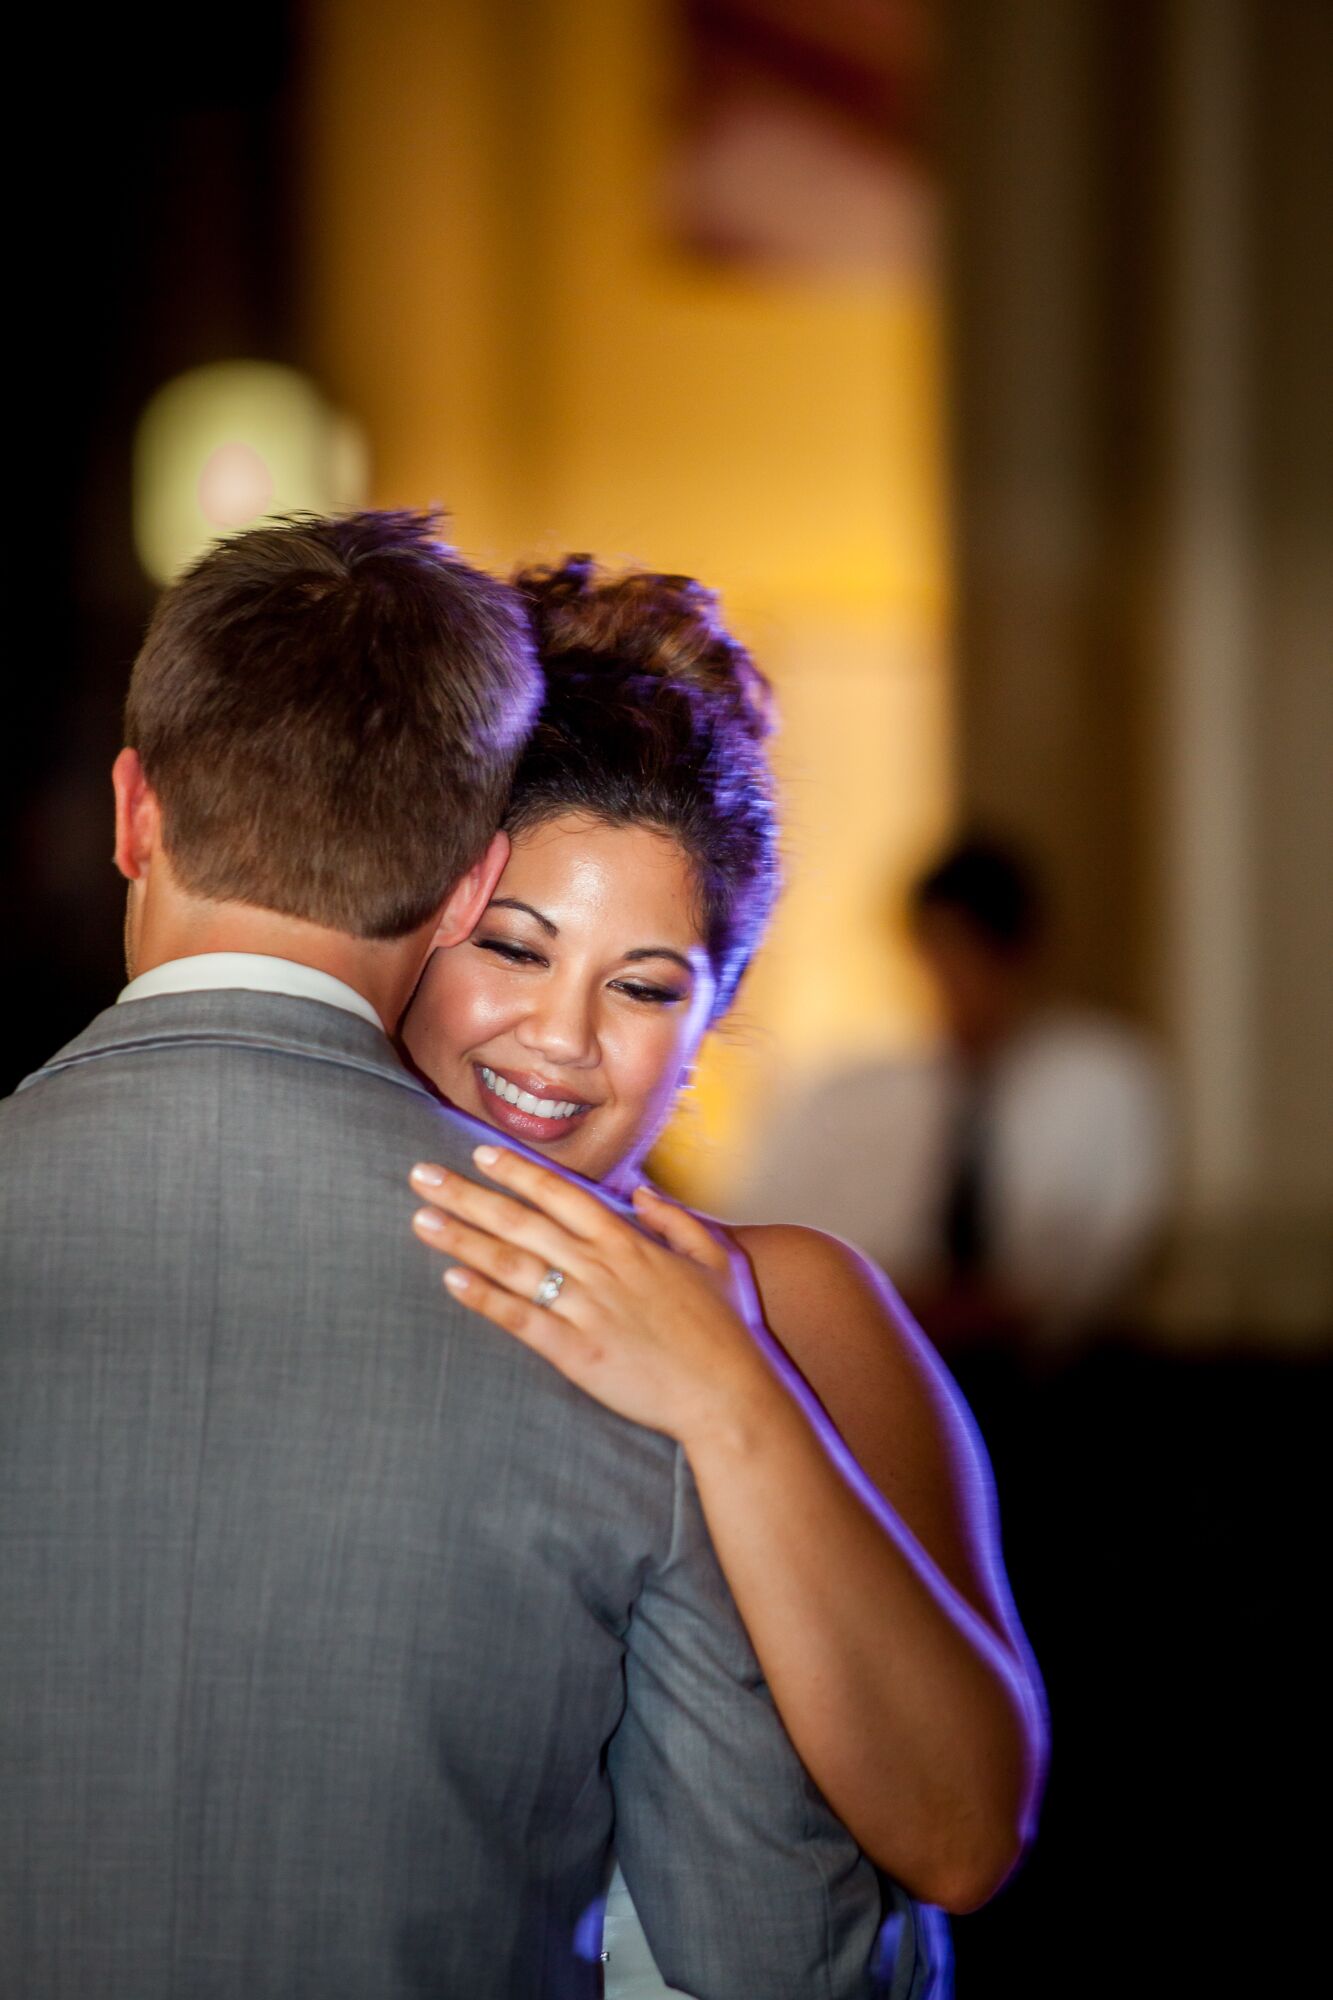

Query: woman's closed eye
[[612, 978, 688, 1007], [473, 937, 546, 967], [474, 937, 687, 1006]]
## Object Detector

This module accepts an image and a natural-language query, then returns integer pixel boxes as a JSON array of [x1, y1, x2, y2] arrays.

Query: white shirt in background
[[741, 1010, 1173, 1337]]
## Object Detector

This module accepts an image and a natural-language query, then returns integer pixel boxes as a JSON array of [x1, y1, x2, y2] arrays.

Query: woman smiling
[[403, 558, 1047, 1991]]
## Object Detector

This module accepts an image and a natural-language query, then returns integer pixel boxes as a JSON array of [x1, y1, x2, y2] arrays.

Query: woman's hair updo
[[506, 556, 780, 1015]]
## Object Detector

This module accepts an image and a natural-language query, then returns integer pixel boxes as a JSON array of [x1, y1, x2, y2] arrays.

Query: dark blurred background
[[10, 3, 1330, 1993]]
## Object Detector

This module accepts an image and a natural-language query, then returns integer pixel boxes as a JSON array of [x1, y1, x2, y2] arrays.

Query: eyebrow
[[624, 947, 696, 979], [486, 900, 696, 979], [487, 897, 558, 937]]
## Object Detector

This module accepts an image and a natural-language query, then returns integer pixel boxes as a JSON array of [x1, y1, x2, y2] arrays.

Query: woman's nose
[[514, 978, 598, 1067]]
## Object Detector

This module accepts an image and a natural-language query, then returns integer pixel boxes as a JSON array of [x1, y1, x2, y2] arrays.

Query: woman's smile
[[471, 1060, 596, 1143], [401, 813, 717, 1185]]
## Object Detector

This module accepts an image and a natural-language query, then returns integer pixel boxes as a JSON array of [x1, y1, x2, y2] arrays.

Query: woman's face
[[401, 812, 717, 1187]]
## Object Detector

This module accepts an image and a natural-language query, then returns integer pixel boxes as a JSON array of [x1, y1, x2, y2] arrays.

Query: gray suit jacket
[[0, 991, 894, 1999]]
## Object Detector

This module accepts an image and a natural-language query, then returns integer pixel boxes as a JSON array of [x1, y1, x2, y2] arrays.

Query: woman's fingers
[[422, 1164, 770, 1446], [412, 1206, 565, 1307], [409, 1161, 582, 1275], [467, 1144, 621, 1243], [442, 1263, 587, 1373], [631, 1185, 730, 1269], [442, 1263, 677, 1437]]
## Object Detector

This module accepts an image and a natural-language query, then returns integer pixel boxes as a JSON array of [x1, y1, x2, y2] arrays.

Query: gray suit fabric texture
[[0, 990, 929, 1999]]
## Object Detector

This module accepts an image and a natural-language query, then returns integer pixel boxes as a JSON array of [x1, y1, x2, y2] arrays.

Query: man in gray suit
[[0, 513, 898, 1998]]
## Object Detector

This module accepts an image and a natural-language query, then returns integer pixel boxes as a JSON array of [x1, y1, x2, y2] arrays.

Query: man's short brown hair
[[125, 512, 541, 939]]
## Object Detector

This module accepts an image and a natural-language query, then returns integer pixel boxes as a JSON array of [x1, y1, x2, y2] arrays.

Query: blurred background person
[[742, 833, 1174, 1353]]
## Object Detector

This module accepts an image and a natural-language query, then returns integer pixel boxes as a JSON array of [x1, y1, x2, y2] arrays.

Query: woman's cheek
[[612, 1012, 696, 1116], [460, 972, 517, 1039], [410, 953, 506, 1066]]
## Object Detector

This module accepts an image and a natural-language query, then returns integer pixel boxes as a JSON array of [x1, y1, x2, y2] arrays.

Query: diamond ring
[[531, 1268, 565, 1310]]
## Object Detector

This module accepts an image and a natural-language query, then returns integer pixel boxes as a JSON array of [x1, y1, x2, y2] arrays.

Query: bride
[[401, 558, 1046, 1994]]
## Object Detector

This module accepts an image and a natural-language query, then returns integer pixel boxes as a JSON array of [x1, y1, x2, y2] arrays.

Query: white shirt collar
[[116, 952, 384, 1031]]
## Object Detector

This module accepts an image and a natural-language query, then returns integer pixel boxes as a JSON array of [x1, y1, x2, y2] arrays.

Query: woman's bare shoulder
[[727, 1222, 1001, 1607], [729, 1221, 941, 1406]]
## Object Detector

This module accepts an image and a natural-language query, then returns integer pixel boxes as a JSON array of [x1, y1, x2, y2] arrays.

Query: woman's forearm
[[681, 1356, 1044, 1911], [405, 1153, 1044, 1908]]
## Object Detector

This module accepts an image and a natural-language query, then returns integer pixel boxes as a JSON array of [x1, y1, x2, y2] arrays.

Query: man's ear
[[111, 748, 163, 882], [431, 831, 510, 949]]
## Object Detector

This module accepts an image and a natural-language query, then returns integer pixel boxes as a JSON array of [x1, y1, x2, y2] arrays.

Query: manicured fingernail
[[414, 1208, 446, 1235], [444, 1267, 470, 1292], [473, 1144, 500, 1168], [411, 1162, 446, 1187]]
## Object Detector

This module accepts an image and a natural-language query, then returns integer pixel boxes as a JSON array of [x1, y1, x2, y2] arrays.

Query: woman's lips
[[471, 1062, 594, 1145]]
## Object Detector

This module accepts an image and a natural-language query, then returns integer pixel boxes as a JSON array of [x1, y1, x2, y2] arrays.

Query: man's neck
[[131, 903, 433, 1034]]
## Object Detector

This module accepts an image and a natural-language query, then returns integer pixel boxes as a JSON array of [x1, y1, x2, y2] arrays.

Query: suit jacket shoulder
[[0, 991, 890, 1999]]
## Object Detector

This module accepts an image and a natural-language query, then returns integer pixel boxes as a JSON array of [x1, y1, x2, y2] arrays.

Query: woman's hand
[[412, 1147, 1046, 1906], [409, 1146, 780, 1447]]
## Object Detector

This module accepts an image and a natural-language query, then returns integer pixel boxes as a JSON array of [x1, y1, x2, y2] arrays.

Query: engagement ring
[[532, 1268, 565, 1309]]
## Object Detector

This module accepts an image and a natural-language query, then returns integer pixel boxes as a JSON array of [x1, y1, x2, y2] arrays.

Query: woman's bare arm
[[698, 1221, 1047, 1909], [409, 1149, 1047, 1911]]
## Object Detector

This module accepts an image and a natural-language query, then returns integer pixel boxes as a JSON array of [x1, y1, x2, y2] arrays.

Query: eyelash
[[473, 939, 684, 1007], [476, 939, 542, 967], [615, 981, 683, 1007]]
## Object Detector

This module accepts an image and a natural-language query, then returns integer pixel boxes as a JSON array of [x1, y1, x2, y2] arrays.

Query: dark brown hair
[[912, 834, 1047, 956], [125, 511, 540, 939], [507, 558, 780, 1015]]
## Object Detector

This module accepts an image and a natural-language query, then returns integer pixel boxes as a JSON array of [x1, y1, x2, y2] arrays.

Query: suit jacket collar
[[18, 989, 434, 1106], [18, 989, 643, 1235]]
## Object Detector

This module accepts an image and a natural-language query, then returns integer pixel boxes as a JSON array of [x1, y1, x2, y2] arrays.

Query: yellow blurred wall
[[303, 0, 953, 1204]]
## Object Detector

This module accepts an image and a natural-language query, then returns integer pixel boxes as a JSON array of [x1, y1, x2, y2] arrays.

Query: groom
[[0, 513, 891, 1998]]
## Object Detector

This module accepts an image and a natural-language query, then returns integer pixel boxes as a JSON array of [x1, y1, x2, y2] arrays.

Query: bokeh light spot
[[133, 361, 369, 584], [197, 439, 276, 528]]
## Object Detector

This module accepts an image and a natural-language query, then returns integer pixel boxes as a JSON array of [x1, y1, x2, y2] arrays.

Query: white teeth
[[479, 1066, 584, 1120]]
